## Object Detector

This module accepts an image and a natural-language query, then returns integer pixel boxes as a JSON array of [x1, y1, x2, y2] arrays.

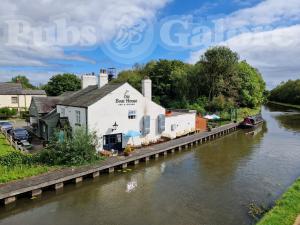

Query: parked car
[[20, 140, 33, 150], [12, 128, 31, 143], [0, 122, 13, 132]]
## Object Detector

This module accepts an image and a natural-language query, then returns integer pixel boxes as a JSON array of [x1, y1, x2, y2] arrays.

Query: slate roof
[[41, 109, 59, 121], [0, 83, 23, 95], [58, 83, 125, 107], [32, 91, 77, 114], [22, 89, 46, 95], [0, 82, 46, 95], [32, 97, 62, 114]]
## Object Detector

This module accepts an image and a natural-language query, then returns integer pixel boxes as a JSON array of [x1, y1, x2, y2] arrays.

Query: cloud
[[0, 0, 170, 68], [188, 0, 300, 88], [217, 0, 300, 29]]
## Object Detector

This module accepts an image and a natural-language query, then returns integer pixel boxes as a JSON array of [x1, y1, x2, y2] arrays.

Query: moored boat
[[239, 114, 264, 129]]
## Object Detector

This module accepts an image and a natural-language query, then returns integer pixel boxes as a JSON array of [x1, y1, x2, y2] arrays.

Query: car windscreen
[[14, 130, 28, 135], [1, 122, 12, 126]]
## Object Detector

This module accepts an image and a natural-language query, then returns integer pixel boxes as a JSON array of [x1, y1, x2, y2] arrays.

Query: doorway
[[103, 133, 123, 151]]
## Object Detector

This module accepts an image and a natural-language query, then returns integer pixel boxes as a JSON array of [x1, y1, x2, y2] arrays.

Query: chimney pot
[[142, 77, 152, 100], [98, 69, 108, 89]]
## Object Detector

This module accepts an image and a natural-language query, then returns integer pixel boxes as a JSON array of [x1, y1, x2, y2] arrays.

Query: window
[[61, 108, 65, 117], [11, 97, 18, 104], [128, 110, 136, 119], [75, 110, 81, 125]]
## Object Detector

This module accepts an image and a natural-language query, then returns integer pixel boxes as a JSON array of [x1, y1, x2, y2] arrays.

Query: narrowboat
[[239, 114, 264, 129]]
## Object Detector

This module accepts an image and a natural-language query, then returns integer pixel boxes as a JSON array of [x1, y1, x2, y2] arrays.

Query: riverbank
[[268, 101, 300, 110], [0, 123, 238, 205], [257, 178, 300, 225]]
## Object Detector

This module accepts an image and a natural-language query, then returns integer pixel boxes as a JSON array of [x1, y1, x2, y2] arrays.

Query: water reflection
[[196, 124, 267, 183], [265, 104, 300, 133], [126, 178, 138, 193], [274, 113, 300, 132]]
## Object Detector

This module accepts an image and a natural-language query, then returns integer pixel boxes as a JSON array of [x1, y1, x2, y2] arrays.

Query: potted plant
[[124, 145, 133, 156]]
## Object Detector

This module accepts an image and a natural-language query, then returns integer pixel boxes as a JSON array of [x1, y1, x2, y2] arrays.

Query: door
[[103, 133, 123, 151]]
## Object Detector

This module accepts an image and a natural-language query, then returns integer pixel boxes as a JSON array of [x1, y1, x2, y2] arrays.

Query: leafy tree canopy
[[11, 75, 36, 89], [269, 79, 300, 105], [115, 46, 266, 111], [43, 73, 81, 96]]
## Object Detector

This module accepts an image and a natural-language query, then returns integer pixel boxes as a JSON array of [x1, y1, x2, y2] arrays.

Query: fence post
[[10, 135, 13, 146]]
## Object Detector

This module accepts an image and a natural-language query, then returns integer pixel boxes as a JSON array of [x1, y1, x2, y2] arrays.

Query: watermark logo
[[1, 14, 292, 65], [4, 17, 97, 47], [101, 18, 156, 64], [160, 16, 214, 50]]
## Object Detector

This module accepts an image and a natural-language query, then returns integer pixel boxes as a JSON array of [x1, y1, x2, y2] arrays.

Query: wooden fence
[[0, 129, 27, 152]]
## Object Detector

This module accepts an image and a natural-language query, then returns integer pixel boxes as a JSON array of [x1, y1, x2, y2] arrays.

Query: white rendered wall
[[0, 95, 19, 108], [87, 83, 165, 150], [163, 113, 196, 139], [81, 75, 97, 89], [0, 94, 45, 110], [142, 78, 152, 100], [57, 105, 87, 128]]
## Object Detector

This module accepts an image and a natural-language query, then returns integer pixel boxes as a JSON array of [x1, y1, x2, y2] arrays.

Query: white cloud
[[189, 0, 300, 88], [0, 0, 170, 68], [217, 0, 300, 29]]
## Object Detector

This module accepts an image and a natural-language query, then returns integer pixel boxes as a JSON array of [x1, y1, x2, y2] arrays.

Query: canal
[[0, 105, 300, 225]]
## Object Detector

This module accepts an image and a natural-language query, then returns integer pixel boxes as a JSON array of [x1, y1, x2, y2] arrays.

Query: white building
[[56, 70, 196, 151], [0, 83, 46, 111]]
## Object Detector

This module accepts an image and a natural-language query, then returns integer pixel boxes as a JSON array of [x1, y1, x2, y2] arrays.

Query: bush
[[38, 128, 100, 166], [207, 95, 236, 112], [20, 111, 29, 120], [186, 97, 208, 114], [0, 107, 17, 119], [0, 151, 34, 167]]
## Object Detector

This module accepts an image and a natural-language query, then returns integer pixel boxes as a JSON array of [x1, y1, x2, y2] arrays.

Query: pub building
[[31, 69, 196, 152]]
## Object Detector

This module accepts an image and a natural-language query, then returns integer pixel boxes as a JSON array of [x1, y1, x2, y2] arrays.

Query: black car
[[12, 128, 31, 143]]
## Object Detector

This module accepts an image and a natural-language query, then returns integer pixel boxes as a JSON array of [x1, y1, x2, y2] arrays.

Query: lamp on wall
[[112, 121, 118, 131]]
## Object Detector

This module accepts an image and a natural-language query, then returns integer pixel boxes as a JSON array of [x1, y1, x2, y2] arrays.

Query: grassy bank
[[268, 101, 300, 110], [257, 178, 300, 225], [0, 134, 52, 184]]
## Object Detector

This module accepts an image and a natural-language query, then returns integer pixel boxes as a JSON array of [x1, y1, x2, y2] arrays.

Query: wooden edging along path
[[0, 123, 238, 206]]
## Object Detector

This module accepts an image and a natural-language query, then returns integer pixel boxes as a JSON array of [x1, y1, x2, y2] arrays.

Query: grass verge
[[0, 134, 52, 184], [268, 101, 300, 110], [257, 178, 300, 225], [0, 165, 51, 184]]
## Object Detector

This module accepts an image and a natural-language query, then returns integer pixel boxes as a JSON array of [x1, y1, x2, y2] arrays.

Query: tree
[[114, 46, 266, 111], [114, 69, 144, 91], [269, 79, 300, 105], [237, 61, 266, 108], [197, 46, 240, 101], [11, 75, 36, 89], [43, 73, 81, 96], [115, 60, 191, 107], [143, 59, 190, 107]]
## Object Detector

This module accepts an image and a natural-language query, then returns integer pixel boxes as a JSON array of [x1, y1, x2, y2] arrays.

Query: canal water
[[0, 105, 300, 225]]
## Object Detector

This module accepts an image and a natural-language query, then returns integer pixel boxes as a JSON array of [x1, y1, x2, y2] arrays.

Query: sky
[[0, 0, 299, 88]]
